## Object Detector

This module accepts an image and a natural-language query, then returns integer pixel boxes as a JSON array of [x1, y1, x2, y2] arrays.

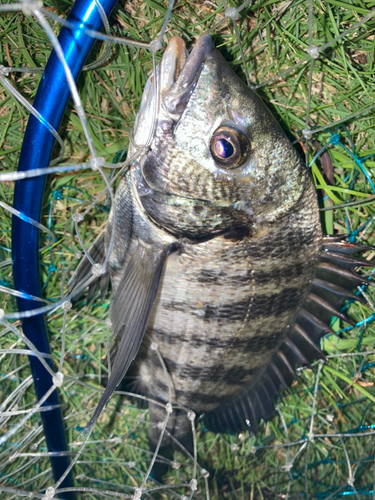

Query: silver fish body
[[70, 35, 369, 445]]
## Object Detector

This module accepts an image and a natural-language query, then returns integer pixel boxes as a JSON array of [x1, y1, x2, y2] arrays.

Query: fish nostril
[[193, 204, 205, 214]]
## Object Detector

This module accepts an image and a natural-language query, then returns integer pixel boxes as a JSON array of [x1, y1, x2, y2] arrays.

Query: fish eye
[[210, 126, 250, 169]]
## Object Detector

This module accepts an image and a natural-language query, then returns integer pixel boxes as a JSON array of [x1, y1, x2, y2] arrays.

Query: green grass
[[1, 0, 375, 498]]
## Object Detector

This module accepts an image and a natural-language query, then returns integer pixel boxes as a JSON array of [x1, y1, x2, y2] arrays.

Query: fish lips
[[132, 35, 213, 150], [162, 34, 214, 119]]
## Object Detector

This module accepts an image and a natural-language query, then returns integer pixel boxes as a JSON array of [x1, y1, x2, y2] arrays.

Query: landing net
[[1, 1, 375, 499]]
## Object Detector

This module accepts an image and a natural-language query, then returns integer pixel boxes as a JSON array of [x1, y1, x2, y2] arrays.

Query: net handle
[[11, 0, 117, 495]]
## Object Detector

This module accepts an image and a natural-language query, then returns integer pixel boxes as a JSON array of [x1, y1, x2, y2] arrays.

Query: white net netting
[[1, 1, 375, 499]]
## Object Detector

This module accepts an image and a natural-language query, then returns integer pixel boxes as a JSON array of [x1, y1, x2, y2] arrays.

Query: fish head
[[131, 35, 308, 239]]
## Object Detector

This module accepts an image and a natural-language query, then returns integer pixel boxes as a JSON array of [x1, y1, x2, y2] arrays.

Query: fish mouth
[[132, 35, 213, 148], [161, 34, 214, 118]]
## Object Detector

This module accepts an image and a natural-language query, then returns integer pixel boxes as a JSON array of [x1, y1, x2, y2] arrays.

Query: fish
[[69, 34, 371, 452]]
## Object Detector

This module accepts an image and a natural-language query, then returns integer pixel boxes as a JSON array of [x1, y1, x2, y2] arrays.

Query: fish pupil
[[215, 138, 234, 159]]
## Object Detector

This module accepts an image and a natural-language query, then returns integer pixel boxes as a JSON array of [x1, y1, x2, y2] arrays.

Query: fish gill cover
[[0, 1, 375, 499]]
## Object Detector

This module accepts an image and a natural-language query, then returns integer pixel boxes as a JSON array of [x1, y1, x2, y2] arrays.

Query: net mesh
[[1, 0, 375, 498]]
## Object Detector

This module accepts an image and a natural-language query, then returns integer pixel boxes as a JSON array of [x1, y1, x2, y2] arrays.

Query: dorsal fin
[[204, 238, 373, 434]]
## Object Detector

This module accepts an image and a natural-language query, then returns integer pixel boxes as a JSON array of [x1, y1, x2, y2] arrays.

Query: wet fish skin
[[137, 181, 321, 413], [70, 35, 323, 441], [120, 37, 321, 418], [138, 47, 309, 237]]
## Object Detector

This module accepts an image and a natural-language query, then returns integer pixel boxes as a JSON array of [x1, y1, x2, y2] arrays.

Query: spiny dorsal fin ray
[[316, 262, 373, 290], [244, 397, 258, 433], [290, 324, 326, 361], [295, 308, 335, 338], [268, 361, 289, 390], [204, 237, 371, 435], [254, 385, 273, 419], [310, 278, 366, 308], [321, 251, 373, 270], [283, 337, 309, 365], [304, 293, 354, 326], [259, 379, 275, 412], [227, 403, 244, 431], [322, 239, 375, 255], [85, 242, 172, 430], [276, 349, 296, 381]]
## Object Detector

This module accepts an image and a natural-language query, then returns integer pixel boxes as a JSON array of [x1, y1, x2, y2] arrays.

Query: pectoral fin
[[85, 241, 173, 429]]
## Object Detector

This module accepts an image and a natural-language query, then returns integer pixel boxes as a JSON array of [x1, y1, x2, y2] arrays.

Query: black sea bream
[[70, 35, 371, 448]]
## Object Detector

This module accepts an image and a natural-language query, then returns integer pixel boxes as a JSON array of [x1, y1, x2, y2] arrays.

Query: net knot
[[187, 411, 196, 422], [52, 372, 64, 387], [44, 487, 55, 499], [302, 128, 313, 140], [307, 45, 320, 59], [90, 156, 105, 171], [63, 300, 72, 311], [282, 463, 293, 472], [132, 488, 142, 500], [329, 133, 340, 145], [20, 0, 43, 16], [72, 212, 84, 223], [225, 7, 239, 20], [200, 468, 210, 479], [150, 342, 158, 351], [52, 190, 62, 200], [190, 479, 198, 491], [0, 65, 10, 76], [149, 39, 162, 53], [92, 263, 106, 276]]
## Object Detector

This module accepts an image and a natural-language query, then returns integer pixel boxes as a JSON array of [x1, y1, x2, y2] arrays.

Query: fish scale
[[69, 35, 373, 454], [132, 177, 321, 415]]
